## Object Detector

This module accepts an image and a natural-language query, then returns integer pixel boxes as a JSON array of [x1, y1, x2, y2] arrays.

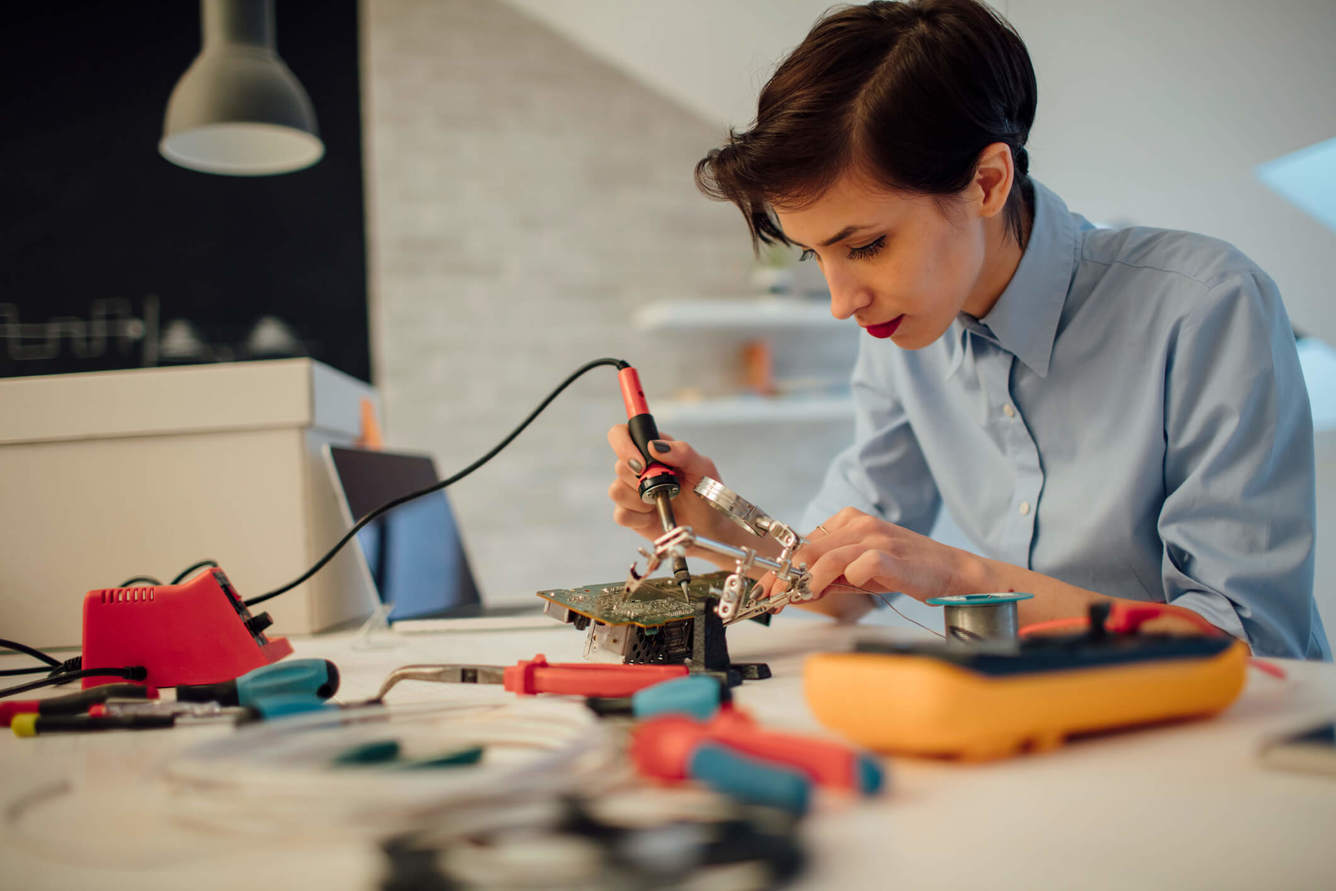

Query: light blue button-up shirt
[[803, 180, 1330, 659]]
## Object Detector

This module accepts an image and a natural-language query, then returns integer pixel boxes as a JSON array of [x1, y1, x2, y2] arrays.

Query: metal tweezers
[[371, 664, 507, 703]]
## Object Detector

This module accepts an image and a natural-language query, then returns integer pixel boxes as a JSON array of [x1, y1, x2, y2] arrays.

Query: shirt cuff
[[1167, 590, 1250, 649]]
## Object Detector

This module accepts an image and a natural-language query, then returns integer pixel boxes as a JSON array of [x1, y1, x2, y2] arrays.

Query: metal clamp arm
[[625, 524, 817, 624]]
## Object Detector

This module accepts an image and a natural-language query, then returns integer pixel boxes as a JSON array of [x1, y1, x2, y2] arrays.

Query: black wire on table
[[0, 666, 58, 677], [243, 357, 630, 608], [0, 666, 147, 699], [0, 640, 83, 678], [0, 638, 63, 668]]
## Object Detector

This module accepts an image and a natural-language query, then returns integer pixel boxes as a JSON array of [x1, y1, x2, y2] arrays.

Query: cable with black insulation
[[0, 639, 77, 678], [244, 357, 630, 607], [112, 559, 217, 592], [0, 638, 63, 668], [0, 666, 147, 699], [170, 560, 219, 584]]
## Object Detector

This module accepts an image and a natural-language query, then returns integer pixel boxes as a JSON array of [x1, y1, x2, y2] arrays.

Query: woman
[[607, 0, 1328, 659]]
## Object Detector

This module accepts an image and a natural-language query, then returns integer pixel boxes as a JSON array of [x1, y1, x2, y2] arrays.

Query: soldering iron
[[617, 362, 693, 600]]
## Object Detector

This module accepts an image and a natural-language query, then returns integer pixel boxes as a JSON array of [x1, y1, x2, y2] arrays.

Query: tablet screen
[[326, 446, 482, 620]]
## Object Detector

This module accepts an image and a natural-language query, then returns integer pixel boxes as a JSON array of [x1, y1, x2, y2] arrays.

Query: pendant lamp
[[160, 0, 323, 176]]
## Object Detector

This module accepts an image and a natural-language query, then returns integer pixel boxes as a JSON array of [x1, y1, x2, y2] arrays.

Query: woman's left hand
[[766, 507, 987, 608]]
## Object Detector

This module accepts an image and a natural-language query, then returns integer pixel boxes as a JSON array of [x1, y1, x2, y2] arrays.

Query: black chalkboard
[[0, 0, 369, 381]]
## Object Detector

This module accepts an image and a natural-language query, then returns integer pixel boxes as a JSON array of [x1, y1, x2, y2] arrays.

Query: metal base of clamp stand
[[688, 597, 770, 686]]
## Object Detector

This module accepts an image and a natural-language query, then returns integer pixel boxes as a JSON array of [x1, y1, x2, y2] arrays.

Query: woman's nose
[[826, 268, 872, 321]]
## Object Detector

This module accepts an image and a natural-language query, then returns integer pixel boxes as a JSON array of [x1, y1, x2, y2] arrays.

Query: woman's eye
[[798, 248, 816, 263], [848, 235, 886, 260]]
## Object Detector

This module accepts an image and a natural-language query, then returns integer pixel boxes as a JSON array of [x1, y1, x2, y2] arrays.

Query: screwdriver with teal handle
[[591, 676, 825, 815], [175, 658, 340, 706], [606, 678, 814, 815], [586, 673, 728, 720], [10, 662, 339, 736], [688, 743, 812, 815]]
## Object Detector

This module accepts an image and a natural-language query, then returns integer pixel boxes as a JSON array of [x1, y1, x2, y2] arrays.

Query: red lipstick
[[864, 316, 903, 339]]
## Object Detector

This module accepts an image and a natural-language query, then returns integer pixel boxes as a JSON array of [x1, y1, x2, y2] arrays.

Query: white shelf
[[634, 298, 844, 333], [655, 393, 854, 424]]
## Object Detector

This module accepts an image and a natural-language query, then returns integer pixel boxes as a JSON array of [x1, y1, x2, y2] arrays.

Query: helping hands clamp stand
[[625, 477, 820, 625], [623, 478, 819, 680]]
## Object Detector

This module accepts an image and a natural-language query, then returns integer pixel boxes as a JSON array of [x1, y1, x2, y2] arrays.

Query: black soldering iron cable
[[0, 638, 63, 668], [117, 576, 164, 588], [170, 560, 219, 585], [0, 639, 83, 679], [0, 666, 55, 677], [0, 666, 148, 699], [244, 357, 631, 608]]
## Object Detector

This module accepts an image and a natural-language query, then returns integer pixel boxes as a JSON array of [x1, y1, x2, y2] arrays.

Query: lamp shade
[[160, 0, 323, 176]]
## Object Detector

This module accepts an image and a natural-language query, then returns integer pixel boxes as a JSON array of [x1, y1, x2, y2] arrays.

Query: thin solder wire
[[821, 579, 947, 639], [871, 591, 947, 640], [748, 571, 947, 640], [803, 524, 946, 639]]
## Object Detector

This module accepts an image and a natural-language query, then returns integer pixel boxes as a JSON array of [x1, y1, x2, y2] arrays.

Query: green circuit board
[[536, 571, 733, 629]]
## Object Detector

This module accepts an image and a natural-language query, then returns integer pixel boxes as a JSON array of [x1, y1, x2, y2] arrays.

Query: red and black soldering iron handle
[[617, 364, 693, 598]]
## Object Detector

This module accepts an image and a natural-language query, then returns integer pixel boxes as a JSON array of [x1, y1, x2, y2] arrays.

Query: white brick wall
[[361, 0, 850, 601]]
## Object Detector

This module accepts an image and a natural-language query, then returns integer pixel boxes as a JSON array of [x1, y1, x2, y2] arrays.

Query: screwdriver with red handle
[[617, 363, 693, 600], [631, 706, 885, 796], [370, 654, 688, 702]]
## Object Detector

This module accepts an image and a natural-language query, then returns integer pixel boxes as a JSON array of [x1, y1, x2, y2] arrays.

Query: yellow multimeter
[[804, 619, 1248, 761]]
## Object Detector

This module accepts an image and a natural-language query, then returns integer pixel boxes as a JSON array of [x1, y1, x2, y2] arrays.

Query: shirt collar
[[959, 180, 1080, 378]]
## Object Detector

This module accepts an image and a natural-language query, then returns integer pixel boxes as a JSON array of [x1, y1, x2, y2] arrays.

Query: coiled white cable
[[3, 697, 620, 873], [162, 698, 618, 842]]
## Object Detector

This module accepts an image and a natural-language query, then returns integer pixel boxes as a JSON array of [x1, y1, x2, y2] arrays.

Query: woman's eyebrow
[[820, 225, 875, 247], [791, 224, 877, 250]]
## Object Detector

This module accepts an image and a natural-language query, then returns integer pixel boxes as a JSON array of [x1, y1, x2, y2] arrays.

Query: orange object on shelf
[[355, 398, 383, 449], [741, 339, 776, 396]]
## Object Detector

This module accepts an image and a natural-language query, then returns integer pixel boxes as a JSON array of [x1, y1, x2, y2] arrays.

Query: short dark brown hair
[[696, 0, 1037, 248]]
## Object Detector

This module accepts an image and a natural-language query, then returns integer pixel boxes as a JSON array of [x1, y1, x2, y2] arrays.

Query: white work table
[[3, 614, 1334, 890]]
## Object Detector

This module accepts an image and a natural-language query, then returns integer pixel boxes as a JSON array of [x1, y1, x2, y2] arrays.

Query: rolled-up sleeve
[[1159, 271, 1328, 659], [801, 348, 941, 537]]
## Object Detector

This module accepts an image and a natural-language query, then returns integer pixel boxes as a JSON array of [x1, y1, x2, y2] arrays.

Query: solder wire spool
[[925, 593, 1035, 641]]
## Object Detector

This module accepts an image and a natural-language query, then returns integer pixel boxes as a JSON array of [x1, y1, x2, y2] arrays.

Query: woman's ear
[[971, 142, 1015, 219]]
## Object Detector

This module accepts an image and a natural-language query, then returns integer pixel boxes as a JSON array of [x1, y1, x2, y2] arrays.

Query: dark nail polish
[[628, 458, 644, 474], [651, 441, 672, 453]]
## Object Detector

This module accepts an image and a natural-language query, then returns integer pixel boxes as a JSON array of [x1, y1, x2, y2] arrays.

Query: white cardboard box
[[0, 359, 381, 647]]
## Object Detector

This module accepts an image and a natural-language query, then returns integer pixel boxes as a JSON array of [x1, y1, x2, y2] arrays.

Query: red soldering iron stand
[[81, 568, 292, 689]]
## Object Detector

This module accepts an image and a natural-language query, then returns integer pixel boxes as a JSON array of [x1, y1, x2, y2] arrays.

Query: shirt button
[[1019, 501, 1031, 516], [1003, 403, 1016, 418]]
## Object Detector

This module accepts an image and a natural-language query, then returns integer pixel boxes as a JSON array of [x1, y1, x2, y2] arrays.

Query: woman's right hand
[[606, 425, 746, 557]]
